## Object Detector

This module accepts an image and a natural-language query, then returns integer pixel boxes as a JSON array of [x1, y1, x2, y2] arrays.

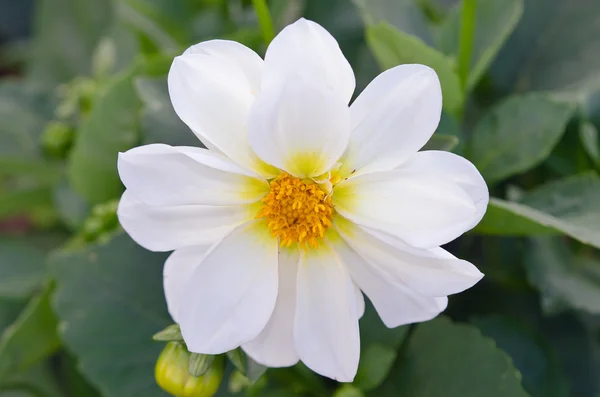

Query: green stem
[[457, 0, 477, 89], [252, 0, 276, 45]]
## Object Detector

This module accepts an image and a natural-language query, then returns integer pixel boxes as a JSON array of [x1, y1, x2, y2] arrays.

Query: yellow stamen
[[256, 173, 334, 249]]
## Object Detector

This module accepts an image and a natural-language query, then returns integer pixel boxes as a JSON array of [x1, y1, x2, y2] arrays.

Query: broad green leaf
[[475, 198, 561, 236], [334, 384, 365, 397], [421, 133, 459, 151], [436, 0, 523, 91], [366, 23, 463, 115], [27, 0, 113, 85], [580, 121, 600, 167], [115, 0, 200, 52], [0, 82, 55, 162], [0, 285, 60, 379], [67, 69, 140, 204], [470, 94, 574, 184], [0, 302, 27, 336], [543, 314, 600, 396], [50, 233, 171, 397], [0, 187, 53, 220], [526, 237, 600, 314], [372, 316, 529, 397], [354, 344, 396, 391], [476, 173, 600, 249], [359, 302, 408, 350], [53, 182, 90, 231], [0, 238, 48, 300], [491, 0, 600, 95], [1, 361, 67, 397], [356, 303, 408, 392], [134, 77, 199, 147], [351, 0, 433, 42], [472, 315, 569, 397]]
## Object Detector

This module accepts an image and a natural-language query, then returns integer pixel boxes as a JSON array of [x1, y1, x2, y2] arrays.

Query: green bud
[[41, 121, 74, 159], [92, 37, 117, 79], [155, 342, 223, 397], [82, 217, 103, 241], [333, 385, 365, 397]]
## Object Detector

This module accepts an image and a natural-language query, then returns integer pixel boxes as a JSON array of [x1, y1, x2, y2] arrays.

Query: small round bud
[[41, 121, 74, 159], [155, 342, 223, 397]]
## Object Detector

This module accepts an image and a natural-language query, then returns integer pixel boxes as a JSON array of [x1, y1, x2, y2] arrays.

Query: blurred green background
[[1, 0, 600, 396]]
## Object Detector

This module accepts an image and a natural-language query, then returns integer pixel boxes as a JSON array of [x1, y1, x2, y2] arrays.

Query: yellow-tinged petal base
[[256, 173, 334, 248]]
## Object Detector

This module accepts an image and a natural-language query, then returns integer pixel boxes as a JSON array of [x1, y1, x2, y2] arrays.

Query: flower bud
[[155, 342, 223, 397], [40, 121, 74, 159]]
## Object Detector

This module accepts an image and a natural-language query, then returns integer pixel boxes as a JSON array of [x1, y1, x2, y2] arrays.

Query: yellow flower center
[[256, 173, 334, 248]]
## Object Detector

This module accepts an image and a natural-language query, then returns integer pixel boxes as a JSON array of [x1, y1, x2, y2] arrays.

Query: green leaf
[[436, 0, 523, 91], [491, 0, 600, 95], [334, 384, 365, 397], [475, 198, 561, 236], [188, 353, 214, 378], [472, 315, 569, 397], [0, 187, 54, 220], [50, 233, 171, 397], [543, 313, 600, 396], [351, 0, 433, 42], [0, 285, 60, 380], [0, 81, 56, 163], [526, 237, 600, 315], [355, 303, 407, 392], [226, 349, 267, 383], [580, 121, 600, 167], [115, 0, 199, 52], [470, 94, 574, 184], [152, 324, 182, 342], [67, 69, 140, 204], [421, 134, 459, 151], [53, 182, 90, 231], [354, 344, 396, 391], [27, 0, 113, 85], [0, 238, 48, 300], [1, 361, 67, 397], [360, 302, 409, 350], [134, 77, 199, 147], [371, 316, 530, 397], [476, 173, 600, 249], [366, 23, 463, 115]]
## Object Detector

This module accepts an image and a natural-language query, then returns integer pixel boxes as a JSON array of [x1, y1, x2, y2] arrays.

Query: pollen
[[256, 173, 334, 249]]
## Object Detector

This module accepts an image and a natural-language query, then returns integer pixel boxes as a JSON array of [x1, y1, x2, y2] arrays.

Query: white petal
[[163, 246, 210, 323], [340, 64, 442, 175], [183, 40, 262, 89], [354, 283, 365, 319], [179, 220, 279, 354], [330, 231, 447, 327], [334, 218, 483, 297], [263, 18, 355, 104], [294, 242, 360, 382], [333, 168, 477, 248], [168, 41, 274, 176], [399, 151, 489, 229], [118, 144, 269, 207], [242, 248, 300, 367], [117, 190, 256, 252], [248, 77, 350, 178]]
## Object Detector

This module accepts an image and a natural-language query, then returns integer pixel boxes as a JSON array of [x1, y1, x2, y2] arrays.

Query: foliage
[[1, 0, 600, 396]]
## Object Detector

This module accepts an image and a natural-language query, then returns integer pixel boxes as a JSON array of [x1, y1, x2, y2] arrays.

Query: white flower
[[117, 18, 488, 382]]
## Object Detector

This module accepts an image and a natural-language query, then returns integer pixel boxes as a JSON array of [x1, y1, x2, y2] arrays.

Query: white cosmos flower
[[117, 18, 488, 382]]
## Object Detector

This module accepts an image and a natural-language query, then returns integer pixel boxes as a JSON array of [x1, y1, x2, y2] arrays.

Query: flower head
[[117, 18, 488, 382]]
